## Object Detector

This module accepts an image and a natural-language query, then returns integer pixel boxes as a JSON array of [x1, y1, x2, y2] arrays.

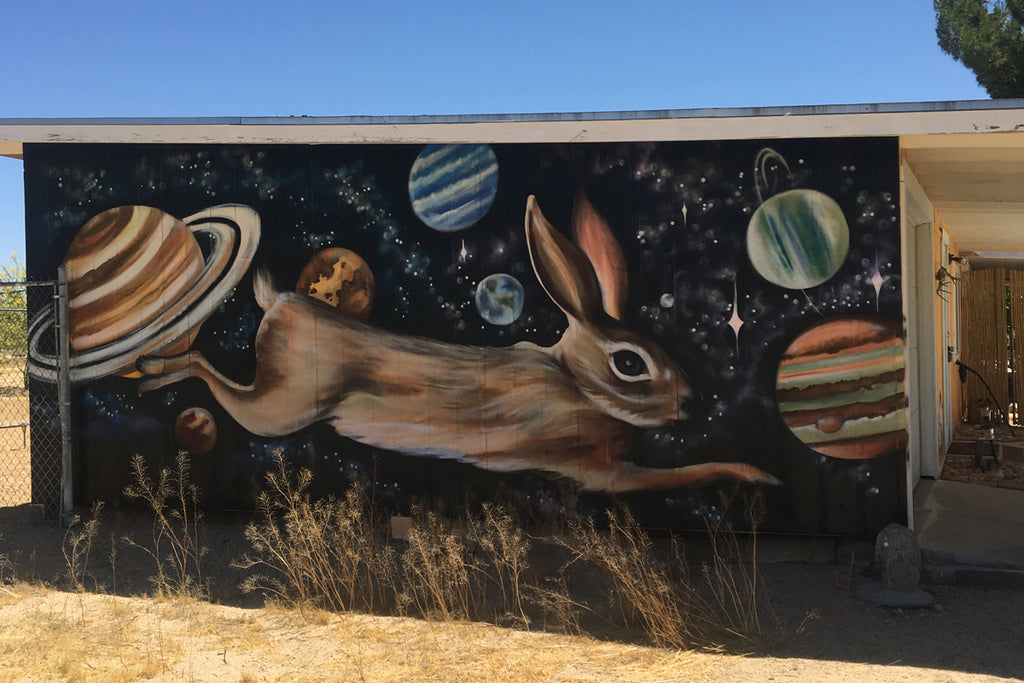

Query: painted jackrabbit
[[139, 195, 779, 492]]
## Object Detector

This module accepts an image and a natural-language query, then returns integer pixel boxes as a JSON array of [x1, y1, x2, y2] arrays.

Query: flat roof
[[3, 99, 1024, 158]]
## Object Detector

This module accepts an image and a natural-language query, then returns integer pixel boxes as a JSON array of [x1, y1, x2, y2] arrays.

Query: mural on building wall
[[23, 138, 905, 534]]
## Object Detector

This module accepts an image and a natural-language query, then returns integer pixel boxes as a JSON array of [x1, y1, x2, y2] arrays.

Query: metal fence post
[[57, 266, 73, 527]]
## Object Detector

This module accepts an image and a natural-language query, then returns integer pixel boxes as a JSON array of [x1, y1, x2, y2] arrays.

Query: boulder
[[876, 523, 920, 591], [855, 523, 934, 607]]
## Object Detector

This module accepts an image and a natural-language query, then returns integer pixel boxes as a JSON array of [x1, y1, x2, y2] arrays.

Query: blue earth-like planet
[[475, 273, 524, 325], [746, 189, 849, 289], [408, 144, 499, 232]]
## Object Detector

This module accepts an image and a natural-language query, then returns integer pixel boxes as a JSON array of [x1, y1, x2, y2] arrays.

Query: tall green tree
[[0, 253, 27, 359], [935, 0, 1024, 98]]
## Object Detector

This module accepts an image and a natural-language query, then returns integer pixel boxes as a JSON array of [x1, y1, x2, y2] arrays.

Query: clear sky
[[0, 0, 989, 270]]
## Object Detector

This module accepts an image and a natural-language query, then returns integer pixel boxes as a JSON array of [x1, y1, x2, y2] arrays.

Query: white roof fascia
[[3, 100, 1024, 158]]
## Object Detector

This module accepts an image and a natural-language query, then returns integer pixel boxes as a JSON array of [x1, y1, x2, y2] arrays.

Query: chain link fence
[[0, 279, 67, 520]]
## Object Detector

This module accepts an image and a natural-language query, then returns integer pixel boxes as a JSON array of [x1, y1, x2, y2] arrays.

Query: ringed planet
[[27, 204, 260, 383]]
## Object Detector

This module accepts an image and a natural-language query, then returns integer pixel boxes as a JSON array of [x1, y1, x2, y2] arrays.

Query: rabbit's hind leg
[[136, 351, 241, 395]]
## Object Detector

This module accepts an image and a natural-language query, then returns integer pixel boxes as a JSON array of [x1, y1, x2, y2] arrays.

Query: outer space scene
[[23, 137, 905, 535]]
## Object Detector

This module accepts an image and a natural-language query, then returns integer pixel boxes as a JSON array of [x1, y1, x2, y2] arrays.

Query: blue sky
[[0, 0, 989, 268]]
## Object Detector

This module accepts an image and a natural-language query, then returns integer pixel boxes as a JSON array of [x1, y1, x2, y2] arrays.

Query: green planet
[[747, 189, 849, 289]]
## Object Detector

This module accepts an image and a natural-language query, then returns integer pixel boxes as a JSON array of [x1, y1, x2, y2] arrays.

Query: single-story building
[[1, 99, 1020, 535]]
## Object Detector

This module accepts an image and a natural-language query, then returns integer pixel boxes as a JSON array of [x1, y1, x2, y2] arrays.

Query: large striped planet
[[408, 144, 499, 232], [27, 204, 260, 383], [776, 316, 907, 460], [65, 206, 205, 353], [747, 189, 849, 289]]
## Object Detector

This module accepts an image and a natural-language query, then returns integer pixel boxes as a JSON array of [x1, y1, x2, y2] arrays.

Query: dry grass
[[235, 453, 773, 652], [0, 584, 713, 683], [122, 452, 206, 599], [235, 454, 400, 614], [237, 455, 536, 626], [0, 586, 175, 682], [62, 501, 104, 591]]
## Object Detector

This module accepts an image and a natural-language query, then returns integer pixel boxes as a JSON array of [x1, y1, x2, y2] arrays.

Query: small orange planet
[[174, 407, 218, 455], [295, 248, 375, 321]]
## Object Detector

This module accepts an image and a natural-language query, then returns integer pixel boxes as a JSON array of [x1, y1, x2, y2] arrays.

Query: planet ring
[[27, 204, 261, 383]]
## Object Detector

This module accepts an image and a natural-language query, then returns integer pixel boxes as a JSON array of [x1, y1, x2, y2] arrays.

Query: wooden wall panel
[[1009, 271, 1024, 421], [962, 268, 1009, 423]]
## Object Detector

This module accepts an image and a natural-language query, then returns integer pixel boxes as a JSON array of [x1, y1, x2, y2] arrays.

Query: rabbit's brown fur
[[139, 195, 779, 492]]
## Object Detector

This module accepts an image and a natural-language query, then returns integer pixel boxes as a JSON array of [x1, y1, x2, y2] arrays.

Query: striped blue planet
[[408, 144, 499, 232], [746, 189, 849, 289]]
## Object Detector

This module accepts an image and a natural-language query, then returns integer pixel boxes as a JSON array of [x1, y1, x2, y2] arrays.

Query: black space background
[[23, 137, 904, 535]]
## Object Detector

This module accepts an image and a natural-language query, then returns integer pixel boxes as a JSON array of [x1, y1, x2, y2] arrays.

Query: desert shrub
[[699, 490, 771, 641], [123, 452, 206, 598], [402, 506, 474, 620], [236, 453, 774, 650], [467, 503, 530, 626], [62, 501, 104, 591], [403, 502, 532, 624], [236, 452, 399, 614], [558, 495, 772, 649], [0, 531, 13, 588]]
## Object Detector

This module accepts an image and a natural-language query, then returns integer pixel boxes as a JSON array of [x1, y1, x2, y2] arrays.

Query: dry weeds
[[232, 453, 773, 653], [123, 452, 206, 599]]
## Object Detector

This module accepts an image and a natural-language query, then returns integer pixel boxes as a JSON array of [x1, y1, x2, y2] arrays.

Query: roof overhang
[[4, 99, 1024, 257], [3, 99, 1024, 157], [901, 130, 1024, 256]]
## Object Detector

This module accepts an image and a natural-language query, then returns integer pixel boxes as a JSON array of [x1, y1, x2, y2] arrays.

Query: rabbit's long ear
[[525, 195, 604, 322], [572, 193, 628, 321]]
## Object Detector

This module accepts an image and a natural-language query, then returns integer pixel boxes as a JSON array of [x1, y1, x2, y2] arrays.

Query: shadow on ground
[[1, 502, 1021, 679]]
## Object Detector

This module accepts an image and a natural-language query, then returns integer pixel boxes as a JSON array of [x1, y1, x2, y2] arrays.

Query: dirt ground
[[1, 502, 1022, 682], [1, 389, 1022, 681]]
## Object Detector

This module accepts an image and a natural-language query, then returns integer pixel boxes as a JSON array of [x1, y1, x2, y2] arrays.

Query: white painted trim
[[900, 162, 916, 529], [3, 102, 1024, 158], [905, 161, 941, 484]]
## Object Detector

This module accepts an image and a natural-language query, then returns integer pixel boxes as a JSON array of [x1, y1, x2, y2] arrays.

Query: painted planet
[[475, 273, 524, 325], [27, 204, 260, 383], [66, 206, 205, 353], [408, 144, 499, 232], [747, 189, 849, 289], [295, 247, 375, 321], [776, 316, 907, 460], [174, 407, 218, 455]]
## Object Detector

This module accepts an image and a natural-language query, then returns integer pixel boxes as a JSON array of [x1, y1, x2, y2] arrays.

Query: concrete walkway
[[914, 478, 1024, 583]]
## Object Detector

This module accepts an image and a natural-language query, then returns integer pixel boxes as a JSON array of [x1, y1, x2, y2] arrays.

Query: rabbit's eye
[[611, 349, 649, 381]]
